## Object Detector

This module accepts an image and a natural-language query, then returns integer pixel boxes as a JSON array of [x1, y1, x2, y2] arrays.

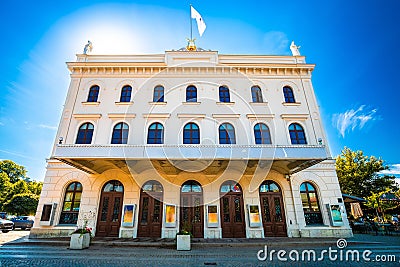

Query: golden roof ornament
[[186, 38, 197, 51]]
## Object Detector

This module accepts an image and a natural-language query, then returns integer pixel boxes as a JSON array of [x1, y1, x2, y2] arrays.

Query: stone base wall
[[297, 228, 353, 238], [29, 227, 75, 238]]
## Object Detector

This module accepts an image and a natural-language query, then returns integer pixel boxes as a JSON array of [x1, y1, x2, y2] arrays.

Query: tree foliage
[[0, 160, 42, 214], [3, 193, 40, 216], [0, 160, 27, 183], [336, 147, 399, 199]]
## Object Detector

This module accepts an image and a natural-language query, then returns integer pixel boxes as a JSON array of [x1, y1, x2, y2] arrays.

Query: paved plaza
[[0, 233, 399, 266]]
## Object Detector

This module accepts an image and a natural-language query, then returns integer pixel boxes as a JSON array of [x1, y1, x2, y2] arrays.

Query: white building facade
[[31, 48, 352, 239]]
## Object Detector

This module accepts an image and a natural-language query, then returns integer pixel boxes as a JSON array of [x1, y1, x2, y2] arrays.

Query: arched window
[[289, 123, 307, 144], [186, 85, 197, 102], [111, 122, 129, 144], [87, 85, 99, 102], [181, 180, 202, 193], [142, 180, 163, 193], [219, 86, 230, 102], [103, 180, 124, 192], [147, 123, 164, 144], [254, 123, 272, 144], [120, 85, 132, 102], [153, 85, 164, 102], [76, 123, 94, 144], [59, 182, 82, 224], [283, 86, 295, 103], [220, 181, 242, 193], [259, 180, 280, 193], [251, 86, 263, 102], [300, 182, 323, 225], [183, 123, 200, 144], [219, 123, 236, 144]]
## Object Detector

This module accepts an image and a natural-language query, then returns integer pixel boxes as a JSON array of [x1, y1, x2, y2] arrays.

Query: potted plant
[[176, 222, 192, 251], [70, 220, 92, 250]]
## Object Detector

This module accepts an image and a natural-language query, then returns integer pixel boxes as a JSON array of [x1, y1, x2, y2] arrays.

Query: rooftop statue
[[290, 41, 301, 56], [83, 40, 93, 55]]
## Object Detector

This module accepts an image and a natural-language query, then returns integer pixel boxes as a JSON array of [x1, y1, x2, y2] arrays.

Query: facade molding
[[142, 113, 171, 119], [280, 114, 309, 120], [107, 113, 136, 119], [73, 113, 102, 119]]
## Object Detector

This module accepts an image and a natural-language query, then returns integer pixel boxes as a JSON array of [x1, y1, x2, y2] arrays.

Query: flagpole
[[190, 4, 193, 40]]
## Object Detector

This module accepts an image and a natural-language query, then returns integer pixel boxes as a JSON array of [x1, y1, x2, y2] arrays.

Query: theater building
[[31, 44, 352, 239]]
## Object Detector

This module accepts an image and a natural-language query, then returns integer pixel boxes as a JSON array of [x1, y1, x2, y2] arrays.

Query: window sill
[[149, 102, 167, 105], [115, 102, 134, 106], [282, 102, 301, 106], [216, 102, 235, 105], [182, 102, 201, 105], [250, 102, 268, 106], [82, 102, 100, 106]]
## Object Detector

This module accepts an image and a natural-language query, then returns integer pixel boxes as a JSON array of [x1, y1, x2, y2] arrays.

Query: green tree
[[0, 160, 42, 214], [335, 147, 398, 199], [3, 193, 39, 216], [0, 160, 27, 183], [27, 180, 43, 196], [0, 172, 11, 209]]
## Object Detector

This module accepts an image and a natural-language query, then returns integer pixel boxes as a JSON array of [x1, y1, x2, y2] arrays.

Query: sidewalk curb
[[4, 239, 384, 248]]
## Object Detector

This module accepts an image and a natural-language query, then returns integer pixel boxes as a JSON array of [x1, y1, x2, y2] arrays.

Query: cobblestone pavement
[[1, 236, 399, 267]]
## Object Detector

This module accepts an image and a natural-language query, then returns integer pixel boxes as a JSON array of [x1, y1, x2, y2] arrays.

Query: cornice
[[142, 113, 171, 119], [67, 64, 315, 78], [73, 113, 102, 119], [108, 113, 136, 119], [280, 114, 309, 120], [246, 114, 275, 120]]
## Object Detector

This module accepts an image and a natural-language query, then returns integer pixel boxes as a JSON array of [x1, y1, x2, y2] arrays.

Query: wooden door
[[259, 181, 287, 237], [220, 193, 246, 238], [96, 192, 124, 237], [180, 193, 203, 238], [137, 192, 163, 238]]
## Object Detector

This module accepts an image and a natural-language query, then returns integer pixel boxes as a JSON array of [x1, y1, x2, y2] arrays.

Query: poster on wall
[[247, 204, 261, 227], [207, 205, 218, 227], [121, 204, 135, 227], [326, 204, 344, 226], [165, 204, 176, 227], [40, 203, 57, 226]]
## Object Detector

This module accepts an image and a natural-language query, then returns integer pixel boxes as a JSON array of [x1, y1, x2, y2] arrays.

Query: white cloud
[[379, 164, 400, 177], [38, 124, 57, 131], [332, 105, 379, 137]]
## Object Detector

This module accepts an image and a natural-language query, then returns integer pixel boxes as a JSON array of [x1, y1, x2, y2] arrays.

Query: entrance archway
[[259, 180, 287, 237], [180, 180, 204, 238], [219, 181, 246, 238], [96, 180, 124, 237], [137, 180, 163, 238]]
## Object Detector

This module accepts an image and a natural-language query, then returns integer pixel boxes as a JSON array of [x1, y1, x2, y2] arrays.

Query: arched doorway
[[259, 180, 287, 237], [137, 180, 163, 237], [96, 180, 124, 237], [180, 180, 203, 238], [219, 181, 246, 238]]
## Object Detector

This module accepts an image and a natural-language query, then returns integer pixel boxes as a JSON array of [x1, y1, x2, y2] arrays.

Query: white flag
[[191, 6, 206, 37]]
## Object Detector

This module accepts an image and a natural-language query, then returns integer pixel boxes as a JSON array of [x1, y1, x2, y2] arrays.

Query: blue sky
[[0, 0, 399, 181]]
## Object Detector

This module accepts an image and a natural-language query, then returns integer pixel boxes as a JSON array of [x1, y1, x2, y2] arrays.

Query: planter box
[[70, 233, 90, 249], [176, 234, 191, 251]]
